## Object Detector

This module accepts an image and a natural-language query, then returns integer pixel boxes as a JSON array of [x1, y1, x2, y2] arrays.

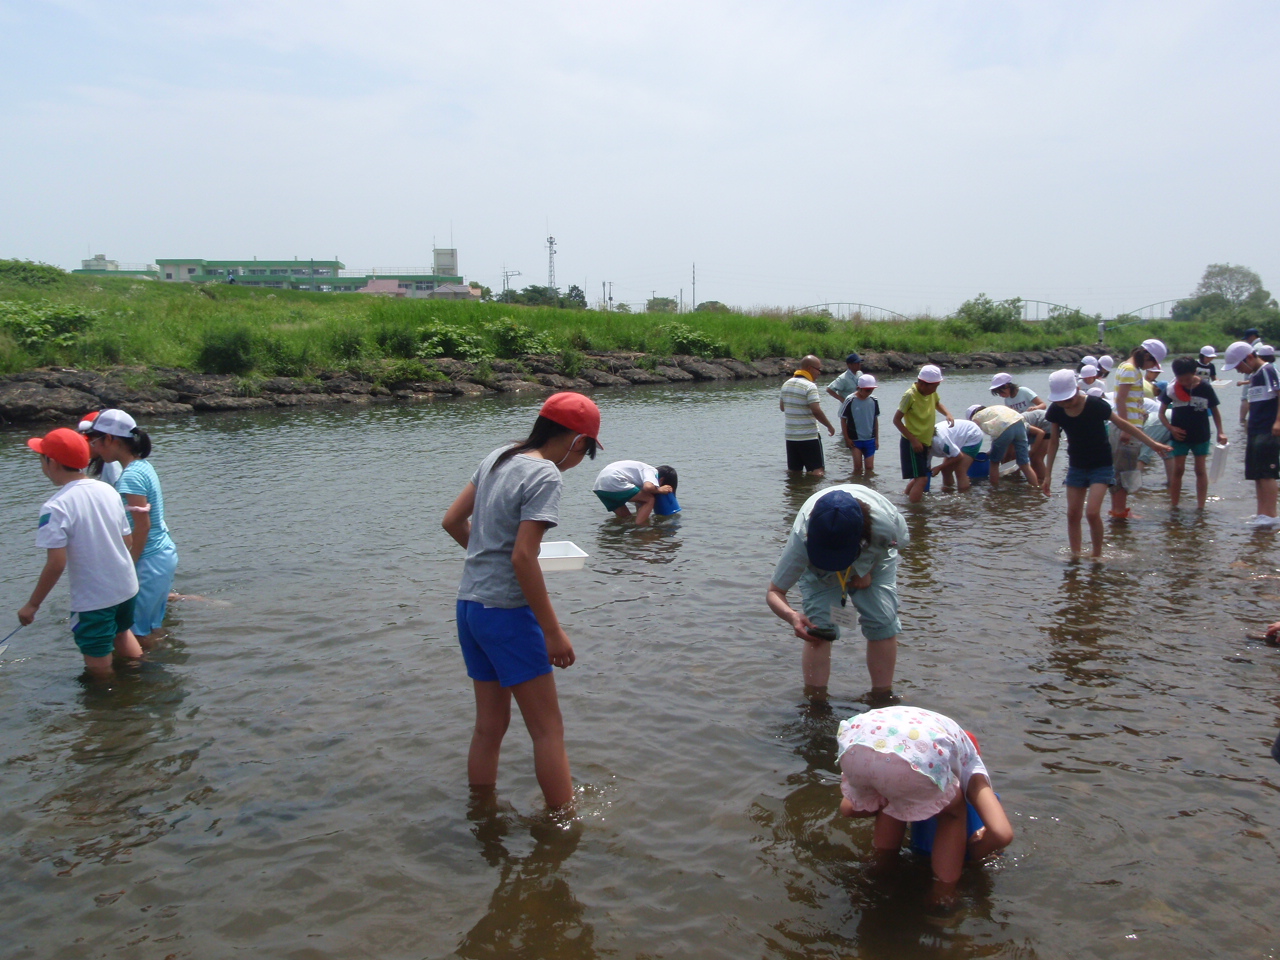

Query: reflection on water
[[454, 796, 596, 960], [2, 376, 1279, 957]]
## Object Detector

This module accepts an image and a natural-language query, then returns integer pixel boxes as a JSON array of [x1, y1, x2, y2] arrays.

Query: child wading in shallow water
[[1040, 369, 1171, 558], [442, 392, 602, 811], [837, 705, 1013, 906]]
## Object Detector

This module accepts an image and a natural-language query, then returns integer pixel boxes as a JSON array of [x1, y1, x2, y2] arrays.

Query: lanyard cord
[[835, 565, 854, 606]]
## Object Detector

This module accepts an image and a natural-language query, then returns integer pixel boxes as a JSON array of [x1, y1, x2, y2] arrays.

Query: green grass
[[0, 262, 1251, 377]]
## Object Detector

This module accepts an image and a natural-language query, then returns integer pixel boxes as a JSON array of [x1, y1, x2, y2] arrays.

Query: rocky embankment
[[0, 345, 1101, 426]]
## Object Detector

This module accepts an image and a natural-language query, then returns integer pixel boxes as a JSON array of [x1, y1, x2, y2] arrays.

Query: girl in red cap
[[443, 392, 601, 811]]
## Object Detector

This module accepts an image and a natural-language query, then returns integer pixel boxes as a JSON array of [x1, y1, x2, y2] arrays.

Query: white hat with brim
[[1257, 343, 1276, 358], [1047, 369, 1080, 403], [1141, 338, 1168, 362], [966, 404, 983, 419], [1081, 355, 1098, 367], [1200, 345, 1217, 358], [1223, 341, 1254, 368], [918, 364, 943, 383], [1079, 364, 1098, 378], [1098, 356, 1115, 371], [857, 374, 877, 389], [1087, 386, 1105, 398], [93, 408, 137, 438], [989, 372, 1013, 390]]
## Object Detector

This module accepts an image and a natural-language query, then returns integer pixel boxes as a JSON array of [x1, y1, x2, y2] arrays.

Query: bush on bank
[[0, 260, 1264, 378]]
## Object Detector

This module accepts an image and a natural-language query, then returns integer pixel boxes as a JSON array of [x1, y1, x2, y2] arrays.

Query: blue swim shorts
[[594, 487, 640, 512], [1063, 464, 1115, 488], [852, 438, 878, 457], [71, 595, 137, 659], [133, 540, 178, 635], [456, 599, 552, 687]]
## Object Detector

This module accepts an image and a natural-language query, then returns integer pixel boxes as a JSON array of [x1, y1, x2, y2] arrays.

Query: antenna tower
[[546, 236, 557, 291]]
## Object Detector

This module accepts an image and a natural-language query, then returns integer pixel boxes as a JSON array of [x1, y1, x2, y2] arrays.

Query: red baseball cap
[[539, 392, 602, 447], [28, 427, 91, 470]]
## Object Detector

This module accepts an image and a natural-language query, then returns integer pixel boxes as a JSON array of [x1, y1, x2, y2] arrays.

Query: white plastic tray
[[538, 541, 588, 571]]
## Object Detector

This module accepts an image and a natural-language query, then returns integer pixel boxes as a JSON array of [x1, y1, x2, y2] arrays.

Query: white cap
[[1098, 355, 1115, 371], [1140, 338, 1168, 362], [1079, 364, 1098, 378], [1047, 369, 1080, 403], [76, 410, 102, 433], [990, 372, 1013, 390], [93, 408, 137, 437], [918, 364, 943, 383], [1145, 363, 1162, 375], [1256, 343, 1276, 358], [965, 403, 984, 419], [857, 373, 877, 389], [1224, 341, 1255, 368], [1081, 355, 1098, 367], [1200, 345, 1217, 358], [1087, 386, 1106, 398]]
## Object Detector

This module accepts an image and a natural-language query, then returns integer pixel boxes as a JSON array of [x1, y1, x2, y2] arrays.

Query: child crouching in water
[[442, 392, 602, 812], [837, 705, 1013, 906]]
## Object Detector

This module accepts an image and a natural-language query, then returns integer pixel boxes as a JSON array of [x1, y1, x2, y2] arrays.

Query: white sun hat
[[1047, 369, 1080, 403]]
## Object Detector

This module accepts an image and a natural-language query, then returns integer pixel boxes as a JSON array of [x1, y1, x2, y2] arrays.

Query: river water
[[2, 373, 1278, 960]]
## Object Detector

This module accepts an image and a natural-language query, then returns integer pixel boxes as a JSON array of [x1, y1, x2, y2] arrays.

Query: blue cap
[[846, 353, 861, 364], [806, 491, 864, 571]]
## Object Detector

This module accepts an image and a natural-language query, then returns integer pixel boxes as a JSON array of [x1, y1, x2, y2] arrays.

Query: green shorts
[[594, 487, 641, 511], [1170, 439, 1211, 458], [960, 443, 982, 458], [70, 595, 137, 659]]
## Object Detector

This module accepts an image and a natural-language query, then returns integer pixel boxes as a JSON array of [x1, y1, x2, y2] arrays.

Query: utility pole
[[502, 267, 521, 294], [546, 236, 557, 291], [601, 281, 606, 311], [692, 262, 696, 312], [608, 282, 613, 312]]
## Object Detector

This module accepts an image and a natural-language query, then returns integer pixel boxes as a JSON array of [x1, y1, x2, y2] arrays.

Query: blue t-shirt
[[116, 459, 174, 557]]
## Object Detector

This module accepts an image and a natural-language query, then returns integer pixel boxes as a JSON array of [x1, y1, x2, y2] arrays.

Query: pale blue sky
[[2, 1, 1278, 315]]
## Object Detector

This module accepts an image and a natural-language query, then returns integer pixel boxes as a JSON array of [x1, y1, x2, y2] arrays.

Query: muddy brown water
[[1, 373, 1278, 959]]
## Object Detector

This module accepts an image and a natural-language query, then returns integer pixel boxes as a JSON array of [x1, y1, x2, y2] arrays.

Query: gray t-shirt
[[771, 484, 908, 588], [457, 446, 562, 608]]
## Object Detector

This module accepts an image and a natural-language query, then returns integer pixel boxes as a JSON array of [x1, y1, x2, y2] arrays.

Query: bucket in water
[[654, 491, 681, 516], [966, 451, 990, 479], [1210, 442, 1229, 483]]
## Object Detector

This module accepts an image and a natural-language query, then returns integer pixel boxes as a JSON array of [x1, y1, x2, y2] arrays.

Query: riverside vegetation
[[0, 258, 1274, 423]]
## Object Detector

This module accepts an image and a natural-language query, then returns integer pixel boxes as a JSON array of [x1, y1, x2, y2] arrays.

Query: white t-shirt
[[930, 419, 984, 457], [593, 460, 658, 493], [1002, 385, 1040, 413], [35, 479, 138, 613]]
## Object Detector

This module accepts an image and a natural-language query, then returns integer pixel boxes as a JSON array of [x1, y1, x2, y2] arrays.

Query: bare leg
[[114, 628, 143, 658], [864, 455, 875, 475], [852, 449, 865, 474], [906, 477, 927, 502], [866, 637, 897, 697], [82, 654, 115, 680], [1110, 483, 1128, 517], [1018, 462, 1038, 487], [510, 672, 573, 810], [1085, 482, 1108, 556], [1064, 484, 1086, 555], [956, 455, 973, 491], [1169, 456, 1186, 508], [802, 638, 833, 688], [632, 491, 657, 526], [927, 789, 969, 906], [468, 680, 513, 788], [1259, 478, 1279, 517], [611, 506, 632, 520], [810, 467, 825, 478], [1193, 455, 1209, 509]]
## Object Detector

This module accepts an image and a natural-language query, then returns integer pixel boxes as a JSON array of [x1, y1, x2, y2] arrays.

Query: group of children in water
[[817, 336, 1278, 558], [21, 330, 1274, 907]]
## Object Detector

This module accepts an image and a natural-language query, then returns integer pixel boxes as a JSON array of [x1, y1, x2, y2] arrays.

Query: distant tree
[[1193, 263, 1272, 306], [495, 288, 520, 303], [952, 294, 1022, 333], [647, 296, 678, 314], [514, 284, 560, 307], [469, 282, 492, 301], [614, 302, 632, 313], [562, 284, 588, 310], [695, 300, 730, 313]]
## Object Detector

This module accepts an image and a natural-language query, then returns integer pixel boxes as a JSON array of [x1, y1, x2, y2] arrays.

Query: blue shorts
[[852, 438, 878, 458], [1064, 464, 1115, 488], [133, 540, 178, 635], [990, 420, 1030, 465], [456, 599, 552, 687]]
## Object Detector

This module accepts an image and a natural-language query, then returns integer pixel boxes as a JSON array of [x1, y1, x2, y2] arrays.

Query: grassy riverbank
[[0, 260, 1244, 377]]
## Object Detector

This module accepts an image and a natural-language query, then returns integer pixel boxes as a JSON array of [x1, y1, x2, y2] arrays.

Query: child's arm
[[1040, 425, 1060, 494], [1212, 406, 1227, 445], [442, 482, 477, 549], [18, 547, 67, 624], [966, 776, 1014, 858], [511, 519, 575, 669], [1157, 398, 1179, 437], [123, 494, 150, 563], [892, 409, 922, 450], [1110, 414, 1173, 455], [936, 401, 954, 426]]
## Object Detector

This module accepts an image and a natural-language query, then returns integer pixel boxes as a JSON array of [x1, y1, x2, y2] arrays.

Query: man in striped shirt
[[781, 355, 836, 476]]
